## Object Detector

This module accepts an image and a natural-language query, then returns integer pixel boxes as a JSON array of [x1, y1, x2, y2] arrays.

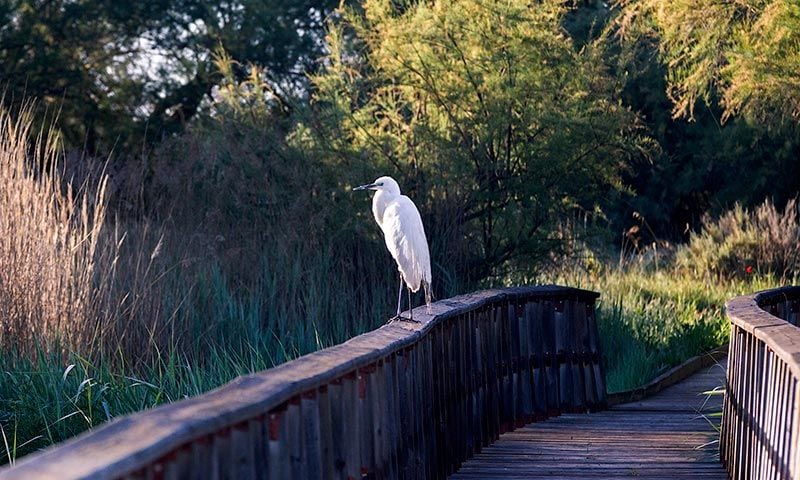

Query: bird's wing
[[381, 195, 432, 292]]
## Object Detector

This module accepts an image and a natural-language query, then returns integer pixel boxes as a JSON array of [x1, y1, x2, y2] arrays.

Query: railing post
[[517, 302, 533, 426], [269, 406, 289, 480], [317, 386, 333, 480], [528, 301, 546, 419], [542, 300, 559, 416], [301, 390, 322, 480], [357, 367, 373, 477], [343, 372, 360, 480]]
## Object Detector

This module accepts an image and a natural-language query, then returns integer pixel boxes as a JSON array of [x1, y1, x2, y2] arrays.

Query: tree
[[601, 0, 800, 240], [614, 0, 800, 129], [308, 0, 649, 282], [0, 1, 170, 150], [0, 0, 338, 151]]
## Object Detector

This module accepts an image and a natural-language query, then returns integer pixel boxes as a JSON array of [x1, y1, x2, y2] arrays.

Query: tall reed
[[0, 106, 107, 359]]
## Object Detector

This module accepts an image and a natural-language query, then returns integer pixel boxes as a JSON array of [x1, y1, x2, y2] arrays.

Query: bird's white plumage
[[380, 196, 431, 292], [362, 176, 432, 309]]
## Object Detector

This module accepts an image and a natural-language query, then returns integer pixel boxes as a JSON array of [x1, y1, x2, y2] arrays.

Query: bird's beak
[[353, 182, 379, 192]]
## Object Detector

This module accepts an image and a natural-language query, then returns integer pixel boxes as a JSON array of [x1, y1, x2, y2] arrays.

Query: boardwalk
[[452, 357, 728, 479], [5, 285, 798, 480]]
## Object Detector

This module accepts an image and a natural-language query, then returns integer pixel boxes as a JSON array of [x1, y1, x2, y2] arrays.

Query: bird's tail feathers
[[423, 280, 433, 314]]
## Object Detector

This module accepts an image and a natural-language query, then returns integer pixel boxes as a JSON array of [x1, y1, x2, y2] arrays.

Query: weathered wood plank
[[451, 359, 728, 479]]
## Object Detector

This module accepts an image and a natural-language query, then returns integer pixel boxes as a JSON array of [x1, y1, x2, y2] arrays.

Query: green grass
[[0, 346, 257, 463], [574, 269, 780, 393], [0, 335, 320, 463]]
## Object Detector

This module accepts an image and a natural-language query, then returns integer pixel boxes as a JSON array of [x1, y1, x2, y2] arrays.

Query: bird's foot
[[386, 314, 421, 324], [397, 315, 421, 324]]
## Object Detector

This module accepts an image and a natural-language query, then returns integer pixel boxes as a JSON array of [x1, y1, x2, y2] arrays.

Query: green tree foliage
[[308, 0, 649, 281], [602, 1, 800, 239], [0, 0, 337, 151], [0, 1, 168, 149], [615, 0, 800, 128]]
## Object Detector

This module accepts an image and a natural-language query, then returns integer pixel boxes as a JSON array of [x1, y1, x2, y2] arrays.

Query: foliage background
[[0, 0, 798, 464]]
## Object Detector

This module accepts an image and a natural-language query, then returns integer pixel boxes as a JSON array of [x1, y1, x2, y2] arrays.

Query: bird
[[353, 176, 432, 322]]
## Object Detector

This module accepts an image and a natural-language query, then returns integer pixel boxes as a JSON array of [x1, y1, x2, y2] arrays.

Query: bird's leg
[[397, 275, 404, 317], [398, 287, 420, 323], [408, 287, 413, 322], [387, 274, 404, 324]]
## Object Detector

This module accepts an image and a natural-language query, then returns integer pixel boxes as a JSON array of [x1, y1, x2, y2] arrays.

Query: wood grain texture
[[451, 358, 728, 480]]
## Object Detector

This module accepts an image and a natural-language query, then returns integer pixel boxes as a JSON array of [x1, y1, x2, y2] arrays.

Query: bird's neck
[[372, 190, 395, 228]]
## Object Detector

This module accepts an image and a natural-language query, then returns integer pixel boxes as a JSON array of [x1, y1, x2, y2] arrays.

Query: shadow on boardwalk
[[452, 358, 728, 479]]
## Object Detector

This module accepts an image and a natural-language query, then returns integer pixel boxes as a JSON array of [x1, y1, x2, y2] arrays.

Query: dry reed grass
[[0, 105, 400, 370], [0, 106, 108, 359]]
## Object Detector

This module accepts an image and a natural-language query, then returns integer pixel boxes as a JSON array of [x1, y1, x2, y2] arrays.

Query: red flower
[[745, 265, 753, 275]]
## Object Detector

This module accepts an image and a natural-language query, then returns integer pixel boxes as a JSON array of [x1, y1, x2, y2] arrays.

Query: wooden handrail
[[722, 286, 800, 480], [0, 285, 604, 480]]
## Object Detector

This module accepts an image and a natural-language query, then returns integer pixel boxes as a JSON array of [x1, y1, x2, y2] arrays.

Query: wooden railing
[[723, 286, 800, 480], [0, 285, 604, 480]]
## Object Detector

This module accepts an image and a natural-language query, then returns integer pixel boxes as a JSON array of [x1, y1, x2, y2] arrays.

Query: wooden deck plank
[[450, 356, 728, 479]]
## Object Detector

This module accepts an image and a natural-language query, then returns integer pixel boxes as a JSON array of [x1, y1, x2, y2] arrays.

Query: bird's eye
[[377, 182, 384, 186]]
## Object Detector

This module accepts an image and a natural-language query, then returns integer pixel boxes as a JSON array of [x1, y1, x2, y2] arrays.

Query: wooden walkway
[[452, 357, 728, 479]]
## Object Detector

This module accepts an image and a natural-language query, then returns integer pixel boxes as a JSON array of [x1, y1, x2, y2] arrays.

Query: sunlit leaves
[[312, 0, 648, 279], [614, 0, 800, 128]]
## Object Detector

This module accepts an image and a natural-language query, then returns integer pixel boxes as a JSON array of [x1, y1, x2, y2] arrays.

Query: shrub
[[677, 198, 800, 280]]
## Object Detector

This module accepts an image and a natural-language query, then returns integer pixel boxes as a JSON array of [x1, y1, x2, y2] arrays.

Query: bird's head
[[352, 176, 400, 195]]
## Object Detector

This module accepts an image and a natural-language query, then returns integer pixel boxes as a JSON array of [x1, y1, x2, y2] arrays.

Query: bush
[[677, 198, 800, 280]]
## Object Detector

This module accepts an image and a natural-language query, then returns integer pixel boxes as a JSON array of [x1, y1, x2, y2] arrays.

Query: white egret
[[353, 176, 432, 321]]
